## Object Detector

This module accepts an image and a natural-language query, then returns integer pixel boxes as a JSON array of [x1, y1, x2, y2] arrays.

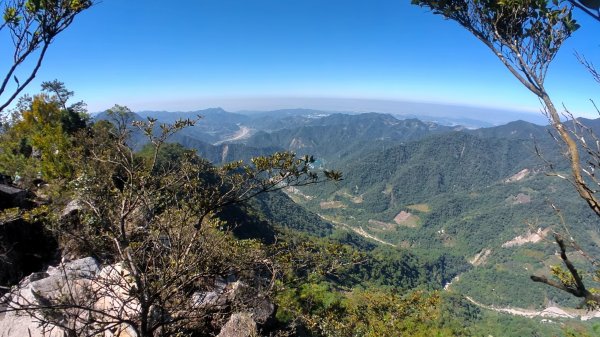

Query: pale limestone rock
[[217, 313, 257, 337]]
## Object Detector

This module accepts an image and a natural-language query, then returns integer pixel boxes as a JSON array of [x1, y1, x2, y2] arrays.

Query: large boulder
[[0, 258, 140, 337], [192, 276, 275, 328], [0, 174, 11, 185], [0, 184, 30, 210], [1, 259, 275, 337], [0, 307, 61, 337], [60, 199, 83, 219], [217, 312, 257, 337], [249, 297, 275, 327], [0, 257, 100, 337], [0, 217, 58, 290]]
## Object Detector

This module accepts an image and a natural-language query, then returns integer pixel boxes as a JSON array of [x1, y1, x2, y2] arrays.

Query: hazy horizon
[[112, 96, 550, 127]]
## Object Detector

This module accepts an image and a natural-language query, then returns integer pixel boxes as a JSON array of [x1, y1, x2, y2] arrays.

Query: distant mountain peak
[[200, 107, 227, 114]]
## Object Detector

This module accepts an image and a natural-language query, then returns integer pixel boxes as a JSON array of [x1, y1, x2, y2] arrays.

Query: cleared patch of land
[[505, 168, 530, 183], [502, 227, 550, 248], [285, 186, 314, 201], [393, 211, 420, 227], [339, 190, 364, 204], [406, 203, 430, 212], [505, 193, 532, 205], [368, 219, 396, 231], [319, 200, 346, 209]]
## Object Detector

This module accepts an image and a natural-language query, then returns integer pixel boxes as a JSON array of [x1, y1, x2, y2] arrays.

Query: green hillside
[[288, 124, 599, 311], [242, 113, 461, 162]]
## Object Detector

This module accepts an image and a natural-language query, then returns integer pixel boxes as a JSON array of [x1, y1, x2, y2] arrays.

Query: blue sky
[[3, 0, 599, 118]]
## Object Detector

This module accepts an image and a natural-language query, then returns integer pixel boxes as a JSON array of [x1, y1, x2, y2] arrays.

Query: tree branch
[[531, 234, 600, 307]]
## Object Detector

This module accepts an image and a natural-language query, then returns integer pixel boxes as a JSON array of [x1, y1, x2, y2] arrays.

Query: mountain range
[[95, 106, 600, 318]]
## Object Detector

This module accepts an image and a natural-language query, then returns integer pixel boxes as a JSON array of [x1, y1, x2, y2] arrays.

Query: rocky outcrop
[[505, 193, 532, 205], [217, 313, 258, 337], [193, 276, 276, 329], [0, 217, 58, 289], [502, 228, 550, 248], [60, 199, 83, 218], [0, 174, 11, 185], [0, 258, 142, 337], [0, 184, 30, 210], [0, 177, 60, 289], [0, 304, 59, 337], [469, 248, 492, 266], [248, 297, 275, 326], [0, 257, 100, 337], [1, 259, 277, 337]]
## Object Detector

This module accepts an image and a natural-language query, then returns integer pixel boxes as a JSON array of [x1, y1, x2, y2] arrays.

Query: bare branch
[[531, 234, 600, 308], [568, 0, 600, 22]]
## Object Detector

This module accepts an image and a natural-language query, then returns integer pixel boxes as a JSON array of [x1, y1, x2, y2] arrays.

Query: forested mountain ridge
[[134, 107, 598, 316], [2, 100, 491, 336], [95, 109, 469, 164], [323, 130, 563, 205], [467, 119, 550, 140], [241, 113, 464, 162], [282, 116, 600, 317], [4, 98, 600, 336]]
